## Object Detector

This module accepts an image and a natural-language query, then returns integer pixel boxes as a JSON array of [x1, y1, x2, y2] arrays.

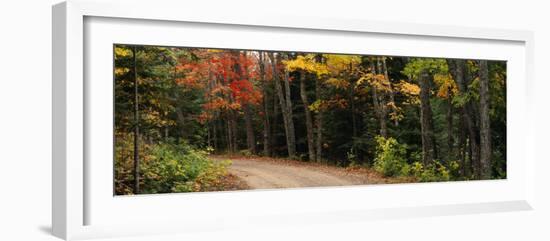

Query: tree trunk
[[226, 118, 233, 153], [446, 92, 454, 162], [175, 107, 186, 138], [418, 69, 437, 165], [349, 67, 358, 138], [269, 53, 296, 158], [244, 105, 256, 154], [271, 82, 279, 155], [479, 60, 491, 179], [458, 110, 467, 176], [131, 46, 140, 194], [259, 52, 271, 156], [447, 59, 480, 178], [370, 61, 388, 138], [315, 76, 323, 163], [282, 62, 297, 158], [231, 112, 238, 153], [381, 57, 398, 126], [240, 52, 256, 154], [299, 70, 316, 161], [213, 118, 218, 150]]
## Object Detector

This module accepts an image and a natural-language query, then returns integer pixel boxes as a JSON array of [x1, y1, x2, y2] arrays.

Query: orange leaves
[[203, 97, 230, 111], [433, 73, 458, 98], [397, 80, 421, 96], [175, 60, 209, 88], [229, 79, 262, 105], [396, 80, 421, 105], [357, 72, 392, 93]]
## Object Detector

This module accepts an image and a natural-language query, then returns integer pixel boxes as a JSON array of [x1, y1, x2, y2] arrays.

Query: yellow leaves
[[142, 110, 175, 127], [114, 46, 131, 59], [396, 80, 420, 105], [324, 54, 361, 72], [324, 77, 350, 90], [283, 54, 361, 77], [114, 67, 130, 76], [283, 54, 360, 86], [357, 72, 392, 93], [308, 100, 323, 112], [283, 54, 328, 76], [433, 73, 458, 98], [397, 80, 420, 96], [387, 101, 404, 122]]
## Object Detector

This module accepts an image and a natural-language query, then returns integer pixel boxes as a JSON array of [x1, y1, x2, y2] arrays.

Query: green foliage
[[402, 58, 448, 79], [373, 136, 408, 177], [141, 141, 230, 194], [114, 133, 230, 195], [370, 134, 456, 182], [409, 161, 451, 182]]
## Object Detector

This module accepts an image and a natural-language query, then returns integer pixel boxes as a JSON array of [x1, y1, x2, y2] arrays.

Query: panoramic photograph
[[113, 44, 507, 195]]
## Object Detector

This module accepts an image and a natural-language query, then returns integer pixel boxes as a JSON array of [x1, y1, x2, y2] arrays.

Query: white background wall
[[0, 0, 548, 240]]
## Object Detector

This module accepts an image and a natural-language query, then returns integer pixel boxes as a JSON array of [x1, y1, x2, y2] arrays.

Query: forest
[[114, 44, 507, 195]]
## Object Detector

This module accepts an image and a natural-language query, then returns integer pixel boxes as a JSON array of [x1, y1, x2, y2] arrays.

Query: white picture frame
[[52, 0, 536, 240]]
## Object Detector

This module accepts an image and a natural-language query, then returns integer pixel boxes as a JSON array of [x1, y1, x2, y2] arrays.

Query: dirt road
[[212, 156, 381, 190]]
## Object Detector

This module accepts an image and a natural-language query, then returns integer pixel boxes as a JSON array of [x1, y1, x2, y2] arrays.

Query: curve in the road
[[227, 158, 361, 189]]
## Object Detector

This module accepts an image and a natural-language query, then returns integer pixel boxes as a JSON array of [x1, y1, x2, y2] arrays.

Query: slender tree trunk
[[376, 58, 390, 136], [213, 118, 218, 150], [447, 59, 480, 178], [259, 52, 271, 156], [271, 82, 279, 155], [446, 93, 454, 162], [131, 46, 140, 194], [348, 68, 358, 138], [244, 105, 256, 154], [381, 57, 398, 126], [315, 76, 323, 163], [458, 111, 467, 176], [226, 118, 232, 153], [418, 69, 437, 165], [231, 112, 238, 153], [479, 60, 492, 179], [175, 107, 186, 138], [282, 63, 297, 158], [207, 123, 211, 147], [241, 52, 256, 154], [219, 119, 227, 151], [269, 53, 296, 158], [370, 61, 388, 138], [299, 70, 316, 161]]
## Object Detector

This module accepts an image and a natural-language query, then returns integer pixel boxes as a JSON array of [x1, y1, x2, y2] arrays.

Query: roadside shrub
[[373, 136, 408, 177], [113, 133, 221, 194], [410, 161, 451, 182], [137, 141, 230, 194]]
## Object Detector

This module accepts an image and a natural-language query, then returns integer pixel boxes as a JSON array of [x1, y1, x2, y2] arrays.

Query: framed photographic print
[[52, 0, 535, 240]]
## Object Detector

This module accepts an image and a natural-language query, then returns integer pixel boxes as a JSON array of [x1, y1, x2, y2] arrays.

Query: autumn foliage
[[114, 44, 508, 195]]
